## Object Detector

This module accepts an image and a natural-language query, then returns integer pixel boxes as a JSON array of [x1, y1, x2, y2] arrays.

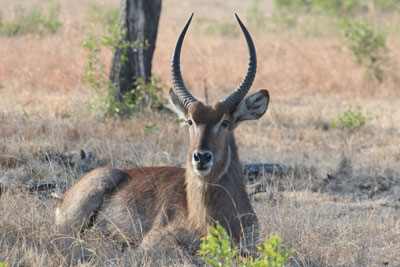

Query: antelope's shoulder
[[74, 166, 186, 187], [123, 166, 186, 180], [122, 166, 187, 197]]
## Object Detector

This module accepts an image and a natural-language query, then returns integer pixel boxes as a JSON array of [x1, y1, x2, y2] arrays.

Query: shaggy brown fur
[[55, 90, 269, 252]]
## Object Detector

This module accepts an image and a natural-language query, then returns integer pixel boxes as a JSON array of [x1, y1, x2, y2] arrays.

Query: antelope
[[55, 14, 269, 253]]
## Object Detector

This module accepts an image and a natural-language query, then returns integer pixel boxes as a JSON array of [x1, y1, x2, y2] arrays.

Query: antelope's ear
[[169, 88, 188, 120], [232, 90, 269, 128]]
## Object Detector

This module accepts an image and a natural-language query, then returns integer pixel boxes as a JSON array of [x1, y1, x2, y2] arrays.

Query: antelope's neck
[[185, 139, 245, 234]]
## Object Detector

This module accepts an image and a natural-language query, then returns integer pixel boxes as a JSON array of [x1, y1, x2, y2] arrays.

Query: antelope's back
[[55, 166, 187, 242]]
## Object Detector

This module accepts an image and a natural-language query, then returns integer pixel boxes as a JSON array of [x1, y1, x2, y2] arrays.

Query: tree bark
[[110, 0, 162, 102]]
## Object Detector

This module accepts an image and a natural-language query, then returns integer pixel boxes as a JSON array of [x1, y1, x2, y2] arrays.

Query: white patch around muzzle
[[193, 167, 212, 177], [192, 149, 213, 177]]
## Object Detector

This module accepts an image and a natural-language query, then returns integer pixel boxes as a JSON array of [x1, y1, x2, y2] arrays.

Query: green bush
[[340, 19, 389, 81], [274, 0, 362, 16], [274, 0, 310, 14], [219, 21, 240, 37], [197, 222, 294, 267], [272, 11, 298, 29], [272, 0, 363, 35], [88, 4, 119, 28], [272, 0, 399, 36], [82, 9, 166, 119], [241, 233, 295, 267], [312, 0, 361, 15], [196, 17, 239, 37], [246, 0, 267, 31], [331, 107, 371, 134], [101, 77, 165, 118], [0, 3, 62, 36], [275, 0, 400, 15], [197, 223, 238, 266], [375, 0, 400, 12]]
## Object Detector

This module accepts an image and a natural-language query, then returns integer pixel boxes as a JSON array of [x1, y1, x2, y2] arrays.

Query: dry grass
[[0, 0, 399, 266]]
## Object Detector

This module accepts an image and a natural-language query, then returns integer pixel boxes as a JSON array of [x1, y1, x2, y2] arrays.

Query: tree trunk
[[110, 0, 162, 102]]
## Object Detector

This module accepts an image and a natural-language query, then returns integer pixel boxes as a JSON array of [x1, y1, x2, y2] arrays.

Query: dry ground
[[0, 0, 399, 266]]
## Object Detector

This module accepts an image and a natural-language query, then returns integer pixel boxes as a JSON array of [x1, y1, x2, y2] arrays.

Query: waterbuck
[[55, 14, 269, 253]]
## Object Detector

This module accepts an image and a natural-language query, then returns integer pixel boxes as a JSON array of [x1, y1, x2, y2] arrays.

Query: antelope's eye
[[221, 120, 230, 128], [186, 120, 193, 126]]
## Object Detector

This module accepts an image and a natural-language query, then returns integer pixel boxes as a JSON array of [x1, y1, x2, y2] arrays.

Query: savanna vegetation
[[0, 0, 399, 266]]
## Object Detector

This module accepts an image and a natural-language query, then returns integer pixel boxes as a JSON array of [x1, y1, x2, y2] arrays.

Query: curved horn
[[171, 13, 197, 108], [221, 14, 257, 111]]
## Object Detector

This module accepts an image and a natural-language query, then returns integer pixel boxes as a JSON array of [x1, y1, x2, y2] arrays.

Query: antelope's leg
[[139, 225, 200, 254]]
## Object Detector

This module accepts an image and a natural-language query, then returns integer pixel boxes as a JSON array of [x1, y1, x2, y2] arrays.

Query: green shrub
[[197, 223, 237, 266], [94, 77, 164, 118], [241, 233, 295, 267], [340, 19, 389, 81], [196, 17, 239, 37], [272, 0, 399, 36], [271, 11, 298, 29], [331, 107, 371, 134], [0, 2, 62, 36], [246, 0, 267, 31], [219, 21, 240, 37], [197, 222, 294, 267], [274, 0, 310, 13], [375, 0, 400, 12], [82, 10, 166, 119], [88, 4, 119, 28], [272, 0, 361, 34], [274, 0, 362, 16], [0, 261, 7, 267], [311, 0, 361, 15]]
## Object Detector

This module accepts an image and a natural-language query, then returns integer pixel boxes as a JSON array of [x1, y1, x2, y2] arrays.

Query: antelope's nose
[[193, 150, 213, 167]]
